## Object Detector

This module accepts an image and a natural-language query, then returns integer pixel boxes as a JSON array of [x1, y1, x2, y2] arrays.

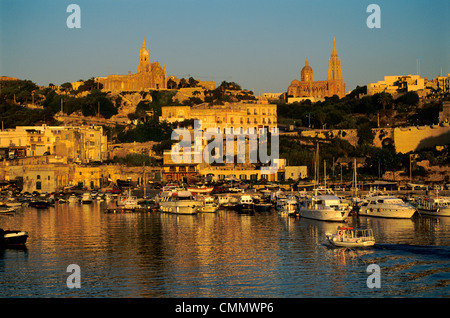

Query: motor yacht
[[298, 190, 350, 221], [158, 190, 202, 214], [358, 195, 416, 218]]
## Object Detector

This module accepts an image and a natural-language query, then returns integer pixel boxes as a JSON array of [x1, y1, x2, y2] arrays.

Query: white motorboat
[[298, 190, 350, 221], [235, 195, 254, 212], [415, 196, 450, 217], [196, 195, 218, 213], [325, 226, 375, 247], [358, 195, 416, 218], [117, 192, 139, 208], [81, 192, 93, 204], [159, 190, 202, 214], [68, 194, 79, 203], [276, 195, 298, 215]]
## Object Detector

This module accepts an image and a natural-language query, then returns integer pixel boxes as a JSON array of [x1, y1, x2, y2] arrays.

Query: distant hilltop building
[[367, 73, 450, 98], [96, 37, 167, 91], [287, 38, 346, 103]]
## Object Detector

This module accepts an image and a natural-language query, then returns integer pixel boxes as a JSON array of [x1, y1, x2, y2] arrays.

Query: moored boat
[[415, 196, 450, 217], [358, 195, 416, 218], [298, 190, 350, 222], [196, 195, 218, 213], [29, 200, 50, 209], [235, 195, 254, 212], [325, 226, 375, 247], [81, 192, 93, 204], [277, 194, 298, 215], [0, 228, 28, 246], [158, 190, 202, 214]]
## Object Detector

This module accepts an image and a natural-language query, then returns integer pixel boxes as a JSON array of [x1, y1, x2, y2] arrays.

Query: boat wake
[[373, 244, 450, 259]]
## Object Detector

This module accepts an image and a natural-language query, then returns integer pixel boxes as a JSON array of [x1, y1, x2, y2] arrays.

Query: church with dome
[[287, 38, 346, 101]]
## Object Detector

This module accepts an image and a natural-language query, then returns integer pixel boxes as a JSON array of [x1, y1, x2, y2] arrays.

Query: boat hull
[[417, 207, 450, 217], [159, 201, 199, 214], [359, 207, 416, 218], [1, 231, 28, 246], [299, 208, 349, 222], [327, 238, 375, 248]]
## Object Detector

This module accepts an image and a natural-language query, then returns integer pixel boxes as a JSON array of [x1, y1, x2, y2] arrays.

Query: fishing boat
[[298, 190, 350, 222], [158, 190, 202, 214], [325, 226, 375, 247], [0, 228, 28, 246], [235, 195, 254, 212], [358, 195, 416, 218], [196, 195, 218, 213], [276, 195, 298, 215], [415, 196, 450, 217], [81, 192, 93, 204]]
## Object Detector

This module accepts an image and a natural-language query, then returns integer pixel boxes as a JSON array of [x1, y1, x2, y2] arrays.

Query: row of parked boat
[[149, 186, 450, 221]]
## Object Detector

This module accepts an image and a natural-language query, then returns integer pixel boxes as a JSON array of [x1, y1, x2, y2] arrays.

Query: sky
[[0, 0, 449, 95]]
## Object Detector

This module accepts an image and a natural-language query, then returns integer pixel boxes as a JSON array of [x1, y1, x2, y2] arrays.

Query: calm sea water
[[1, 201, 449, 298]]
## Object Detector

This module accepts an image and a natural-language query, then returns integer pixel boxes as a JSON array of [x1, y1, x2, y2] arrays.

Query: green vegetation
[[277, 88, 439, 129]]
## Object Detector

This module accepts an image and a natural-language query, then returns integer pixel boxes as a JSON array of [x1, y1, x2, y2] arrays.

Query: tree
[[357, 123, 375, 146], [167, 78, 177, 89]]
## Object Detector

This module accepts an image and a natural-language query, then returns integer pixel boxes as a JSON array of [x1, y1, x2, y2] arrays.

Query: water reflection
[[0, 202, 448, 297]]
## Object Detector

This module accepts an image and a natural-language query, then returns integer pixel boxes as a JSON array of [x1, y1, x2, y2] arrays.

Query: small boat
[[325, 226, 375, 248], [68, 194, 78, 203], [358, 195, 416, 219], [254, 198, 272, 212], [196, 195, 218, 213], [0, 207, 16, 215], [81, 192, 93, 204], [118, 194, 142, 210], [415, 196, 450, 217], [235, 195, 254, 212], [0, 228, 28, 246], [276, 195, 298, 215], [29, 200, 50, 209]]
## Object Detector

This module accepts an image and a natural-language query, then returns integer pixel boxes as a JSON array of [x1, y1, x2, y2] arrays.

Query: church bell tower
[[138, 36, 150, 73], [327, 38, 342, 80]]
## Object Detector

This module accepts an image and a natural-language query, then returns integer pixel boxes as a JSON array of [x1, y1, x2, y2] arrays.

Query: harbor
[[1, 182, 449, 297]]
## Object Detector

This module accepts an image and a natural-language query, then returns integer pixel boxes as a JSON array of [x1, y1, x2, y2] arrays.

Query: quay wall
[[300, 124, 450, 153]]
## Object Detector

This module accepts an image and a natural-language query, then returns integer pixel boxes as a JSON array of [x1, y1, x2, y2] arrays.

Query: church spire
[[332, 37, 337, 55], [142, 36, 146, 49]]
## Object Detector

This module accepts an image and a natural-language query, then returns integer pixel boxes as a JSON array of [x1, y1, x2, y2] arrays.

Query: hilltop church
[[97, 37, 167, 91], [287, 38, 346, 101]]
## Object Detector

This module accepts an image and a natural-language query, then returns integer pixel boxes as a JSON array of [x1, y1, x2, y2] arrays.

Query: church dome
[[301, 59, 313, 82]]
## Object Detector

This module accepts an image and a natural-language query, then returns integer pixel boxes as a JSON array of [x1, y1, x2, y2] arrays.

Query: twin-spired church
[[97, 37, 167, 91], [288, 38, 346, 99]]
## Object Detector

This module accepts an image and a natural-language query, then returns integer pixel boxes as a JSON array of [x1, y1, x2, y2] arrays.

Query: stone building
[[0, 124, 108, 163], [97, 37, 167, 91], [288, 38, 346, 101], [160, 102, 277, 134]]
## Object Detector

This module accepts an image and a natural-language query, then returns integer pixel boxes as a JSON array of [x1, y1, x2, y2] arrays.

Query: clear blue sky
[[1, 0, 448, 95]]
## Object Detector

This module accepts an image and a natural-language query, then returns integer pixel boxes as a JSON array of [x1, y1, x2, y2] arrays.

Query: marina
[[0, 184, 449, 297]]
